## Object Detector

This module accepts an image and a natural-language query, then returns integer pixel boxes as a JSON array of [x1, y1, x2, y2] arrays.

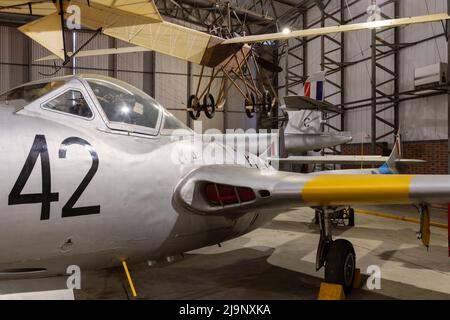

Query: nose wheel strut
[[315, 207, 356, 294]]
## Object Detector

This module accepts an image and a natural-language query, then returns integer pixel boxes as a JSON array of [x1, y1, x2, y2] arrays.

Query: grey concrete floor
[[74, 205, 450, 300]]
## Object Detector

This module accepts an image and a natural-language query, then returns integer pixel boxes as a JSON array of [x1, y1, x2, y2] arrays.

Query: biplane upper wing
[[0, 0, 56, 15], [222, 13, 450, 44], [3, 1, 449, 68]]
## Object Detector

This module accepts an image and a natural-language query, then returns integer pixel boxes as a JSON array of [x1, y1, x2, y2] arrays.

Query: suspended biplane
[[1, 0, 449, 120]]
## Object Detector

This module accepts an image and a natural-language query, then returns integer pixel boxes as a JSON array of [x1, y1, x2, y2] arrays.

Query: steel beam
[[370, 1, 399, 155]]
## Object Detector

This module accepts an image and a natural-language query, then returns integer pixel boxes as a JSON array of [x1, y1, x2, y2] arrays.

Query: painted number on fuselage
[[8, 135, 58, 220], [8, 135, 100, 220], [59, 137, 100, 217]]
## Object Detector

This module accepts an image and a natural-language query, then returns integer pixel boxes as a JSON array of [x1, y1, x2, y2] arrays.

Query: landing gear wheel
[[202, 93, 216, 119], [262, 91, 272, 117], [348, 208, 355, 227], [188, 95, 202, 120], [325, 239, 356, 294], [244, 93, 256, 118]]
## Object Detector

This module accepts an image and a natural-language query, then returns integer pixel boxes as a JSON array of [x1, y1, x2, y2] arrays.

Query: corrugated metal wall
[[278, 0, 448, 144], [0, 21, 232, 132], [1, 0, 448, 138], [0, 26, 154, 105]]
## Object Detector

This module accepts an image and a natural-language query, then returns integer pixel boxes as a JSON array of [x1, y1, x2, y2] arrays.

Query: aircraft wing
[[174, 165, 450, 216], [35, 46, 150, 61], [0, 0, 56, 15], [222, 13, 450, 44], [8, 1, 448, 69], [9, 0, 241, 66], [283, 95, 342, 113], [267, 156, 426, 165]]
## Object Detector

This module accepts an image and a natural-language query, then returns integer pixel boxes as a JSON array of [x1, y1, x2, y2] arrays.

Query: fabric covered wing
[[102, 21, 214, 64], [0, 0, 161, 21], [18, 12, 65, 59], [222, 13, 450, 44], [0, 0, 56, 15]]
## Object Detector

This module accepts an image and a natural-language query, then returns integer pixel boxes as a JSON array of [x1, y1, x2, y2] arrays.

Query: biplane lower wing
[[268, 156, 426, 165]]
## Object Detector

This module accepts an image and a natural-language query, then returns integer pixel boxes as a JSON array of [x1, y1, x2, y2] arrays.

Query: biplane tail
[[380, 134, 403, 174]]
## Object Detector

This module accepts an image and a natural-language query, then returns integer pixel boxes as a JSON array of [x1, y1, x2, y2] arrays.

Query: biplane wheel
[[188, 94, 202, 120], [262, 91, 272, 117], [244, 93, 256, 118], [325, 239, 356, 294], [202, 93, 216, 119]]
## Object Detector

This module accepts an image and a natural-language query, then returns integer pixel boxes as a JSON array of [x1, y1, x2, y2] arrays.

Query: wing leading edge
[[223, 13, 450, 44], [173, 165, 450, 216]]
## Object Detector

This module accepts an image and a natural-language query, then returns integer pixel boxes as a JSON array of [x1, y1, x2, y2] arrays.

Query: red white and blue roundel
[[303, 71, 326, 101]]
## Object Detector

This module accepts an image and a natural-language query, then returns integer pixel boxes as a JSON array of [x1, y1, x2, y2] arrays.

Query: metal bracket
[[39, 27, 102, 76], [315, 207, 333, 271], [416, 203, 431, 250]]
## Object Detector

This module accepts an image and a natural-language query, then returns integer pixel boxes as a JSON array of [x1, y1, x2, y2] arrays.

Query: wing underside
[[0, 0, 56, 15]]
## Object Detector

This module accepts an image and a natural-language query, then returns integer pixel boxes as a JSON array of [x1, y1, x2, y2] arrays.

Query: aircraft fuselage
[[0, 105, 278, 277]]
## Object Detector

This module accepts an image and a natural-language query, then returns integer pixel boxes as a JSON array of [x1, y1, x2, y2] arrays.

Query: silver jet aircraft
[[0, 75, 448, 293]]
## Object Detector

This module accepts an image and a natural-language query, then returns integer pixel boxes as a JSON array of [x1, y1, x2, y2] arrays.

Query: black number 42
[[8, 135, 100, 220]]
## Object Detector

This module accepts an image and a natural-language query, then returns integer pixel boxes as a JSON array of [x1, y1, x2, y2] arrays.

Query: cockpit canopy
[[0, 74, 189, 135]]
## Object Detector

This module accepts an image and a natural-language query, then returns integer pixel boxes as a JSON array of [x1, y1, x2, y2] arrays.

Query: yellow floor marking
[[355, 209, 448, 229], [122, 260, 137, 297]]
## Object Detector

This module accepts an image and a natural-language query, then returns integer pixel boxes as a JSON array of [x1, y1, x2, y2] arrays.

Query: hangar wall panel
[[279, 0, 448, 145], [0, 18, 251, 134], [343, 0, 448, 144], [0, 26, 29, 91]]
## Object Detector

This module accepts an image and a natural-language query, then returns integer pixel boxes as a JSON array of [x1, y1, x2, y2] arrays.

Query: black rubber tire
[[188, 94, 201, 120], [348, 208, 355, 227], [325, 239, 356, 294], [202, 93, 216, 119], [245, 93, 256, 118]]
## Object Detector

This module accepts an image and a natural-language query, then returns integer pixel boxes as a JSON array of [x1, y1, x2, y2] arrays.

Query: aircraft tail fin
[[379, 134, 402, 174], [303, 71, 326, 102]]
